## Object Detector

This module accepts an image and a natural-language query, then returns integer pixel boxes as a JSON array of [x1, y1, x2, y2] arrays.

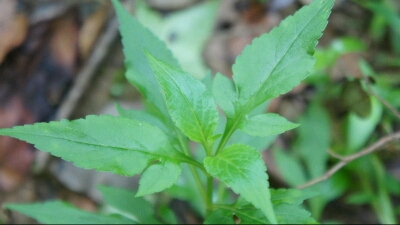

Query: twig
[[297, 131, 400, 189], [364, 76, 400, 120]]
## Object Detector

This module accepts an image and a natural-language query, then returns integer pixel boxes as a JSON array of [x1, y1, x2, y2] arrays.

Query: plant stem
[[215, 119, 236, 155], [206, 176, 214, 216], [177, 133, 208, 211], [298, 131, 400, 189], [216, 181, 227, 204]]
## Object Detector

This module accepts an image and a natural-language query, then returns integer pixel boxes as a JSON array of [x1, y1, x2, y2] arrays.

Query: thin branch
[[327, 149, 346, 161], [364, 76, 400, 120], [297, 131, 400, 189]]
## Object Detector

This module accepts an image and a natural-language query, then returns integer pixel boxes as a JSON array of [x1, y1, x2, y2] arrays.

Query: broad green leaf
[[145, 51, 219, 144], [212, 73, 236, 118], [135, 0, 219, 79], [232, 0, 333, 117], [204, 144, 277, 224], [0, 115, 197, 195], [270, 189, 317, 205], [98, 185, 160, 224], [137, 160, 181, 197], [5, 201, 136, 224], [238, 113, 299, 137], [112, 0, 178, 124]]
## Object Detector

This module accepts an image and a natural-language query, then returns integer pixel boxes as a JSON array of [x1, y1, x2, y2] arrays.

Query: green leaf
[[346, 96, 383, 152], [204, 144, 277, 224], [297, 102, 331, 179], [238, 113, 299, 137], [272, 148, 307, 186], [115, 103, 184, 151], [212, 73, 236, 118], [115, 102, 170, 135], [5, 201, 136, 224], [137, 160, 181, 197], [112, 0, 178, 123], [274, 204, 317, 224], [98, 185, 160, 224], [145, 51, 219, 144], [217, 102, 277, 153], [135, 0, 219, 79], [0, 115, 197, 195], [204, 209, 235, 224], [270, 189, 317, 205], [231, 0, 333, 117]]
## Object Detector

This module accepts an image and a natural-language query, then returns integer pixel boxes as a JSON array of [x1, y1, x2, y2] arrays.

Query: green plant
[[1, 0, 334, 223]]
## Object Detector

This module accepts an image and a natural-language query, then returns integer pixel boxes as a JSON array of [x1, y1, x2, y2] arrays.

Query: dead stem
[[297, 131, 400, 189]]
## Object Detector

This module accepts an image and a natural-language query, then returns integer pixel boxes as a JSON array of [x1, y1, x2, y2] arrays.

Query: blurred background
[[0, 0, 400, 223]]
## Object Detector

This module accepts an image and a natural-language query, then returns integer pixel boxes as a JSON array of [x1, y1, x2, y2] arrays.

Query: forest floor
[[0, 0, 399, 224]]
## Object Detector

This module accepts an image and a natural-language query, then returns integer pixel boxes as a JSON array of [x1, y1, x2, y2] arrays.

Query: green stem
[[206, 175, 214, 216], [215, 118, 237, 155], [177, 133, 208, 211], [216, 181, 227, 204]]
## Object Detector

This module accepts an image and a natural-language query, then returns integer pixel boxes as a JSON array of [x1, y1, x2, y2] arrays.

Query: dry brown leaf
[[0, 14, 29, 56], [78, 3, 109, 60]]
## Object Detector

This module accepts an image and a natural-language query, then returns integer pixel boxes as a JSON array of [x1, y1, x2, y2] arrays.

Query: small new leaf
[[212, 73, 236, 118], [137, 161, 181, 197], [145, 51, 219, 144], [204, 144, 277, 224], [238, 113, 299, 137]]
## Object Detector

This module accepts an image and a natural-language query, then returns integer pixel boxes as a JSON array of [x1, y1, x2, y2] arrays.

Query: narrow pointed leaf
[[238, 113, 299, 137], [145, 51, 219, 144], [136, 160, 181, 197], [5, 201, 136, 224], [112, 0, 179, 123], [232, 0, 333, 116], [212, 73, 236, 118], [0, 115, 196, 194], [204, 144, 277, 224], [98, 185, 161, 224]]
